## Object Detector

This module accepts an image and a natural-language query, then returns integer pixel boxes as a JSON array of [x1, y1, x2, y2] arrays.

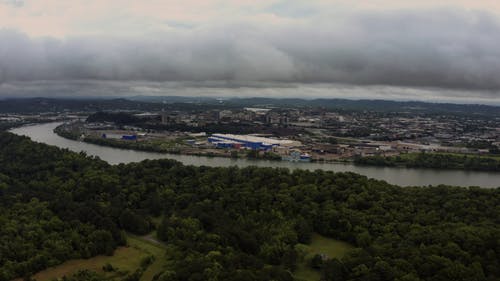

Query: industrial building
[[209, 133, 300, 150], [101, 133, 137, 140], [282, 150, 311, 162]]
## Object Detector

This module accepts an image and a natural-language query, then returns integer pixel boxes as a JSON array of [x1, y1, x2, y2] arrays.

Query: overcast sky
[[1, 0, 500, 104]]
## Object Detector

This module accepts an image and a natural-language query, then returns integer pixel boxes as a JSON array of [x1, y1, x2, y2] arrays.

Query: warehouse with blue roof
[[209, 134, 300, 150]]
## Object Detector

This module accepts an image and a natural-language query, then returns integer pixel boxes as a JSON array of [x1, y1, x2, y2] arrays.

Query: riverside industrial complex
[[208, 134, 311, 161], [208, 134, 300, 150]]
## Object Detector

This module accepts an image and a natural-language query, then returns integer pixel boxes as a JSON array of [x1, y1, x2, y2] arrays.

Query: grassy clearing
[[127, 234, 168, 281], [21, 230, 348, 281], [21, 233, 167, 281], [19, 247, 143, 281], [294, 233, 354, 281]]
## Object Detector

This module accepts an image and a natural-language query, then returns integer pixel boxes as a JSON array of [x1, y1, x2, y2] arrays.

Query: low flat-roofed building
[[210, 133, 301, 150]]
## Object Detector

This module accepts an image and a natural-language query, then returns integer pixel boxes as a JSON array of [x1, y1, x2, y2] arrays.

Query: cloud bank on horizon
[[1, 0, 500, 103]]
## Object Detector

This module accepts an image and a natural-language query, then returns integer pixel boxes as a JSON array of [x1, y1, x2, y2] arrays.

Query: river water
[[10, 122, 500, 188]]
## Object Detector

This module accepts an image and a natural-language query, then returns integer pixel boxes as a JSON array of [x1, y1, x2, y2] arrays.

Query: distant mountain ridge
[[0, 96, 499, 116]]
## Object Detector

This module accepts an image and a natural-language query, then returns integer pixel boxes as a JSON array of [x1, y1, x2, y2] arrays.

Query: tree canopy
[[0, 132, 498, 281]]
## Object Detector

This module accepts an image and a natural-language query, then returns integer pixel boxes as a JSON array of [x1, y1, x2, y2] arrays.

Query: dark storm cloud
[[1, 0, 24, 7], [1, 8, 500, 93]]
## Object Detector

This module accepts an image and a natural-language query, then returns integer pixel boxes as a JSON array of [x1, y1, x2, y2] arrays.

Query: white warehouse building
[[209, 133, 301, 150]]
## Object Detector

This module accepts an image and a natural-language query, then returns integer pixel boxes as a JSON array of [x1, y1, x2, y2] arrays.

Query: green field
[[19, 234, 167, 281], [294, 233, 354, 281], [23, 231, 350, 281]]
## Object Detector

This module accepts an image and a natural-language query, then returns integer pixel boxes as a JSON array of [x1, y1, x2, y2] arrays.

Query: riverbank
[[0, 120, 45, 132], [355, 153, 500, 172], [11, 122, 500, 187], [54, 123, 500, 173], [54, 123, 326, 163]]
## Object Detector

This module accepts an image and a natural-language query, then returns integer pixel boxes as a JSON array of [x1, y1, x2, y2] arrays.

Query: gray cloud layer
[[1, 8, 500, 93]]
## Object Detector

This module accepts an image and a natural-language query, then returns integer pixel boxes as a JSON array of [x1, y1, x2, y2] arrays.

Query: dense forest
[[0, 132, 499, 281], [355, 153, 500, 172]]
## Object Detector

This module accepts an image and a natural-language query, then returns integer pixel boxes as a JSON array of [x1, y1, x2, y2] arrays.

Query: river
[[9, 122, 500, 188]]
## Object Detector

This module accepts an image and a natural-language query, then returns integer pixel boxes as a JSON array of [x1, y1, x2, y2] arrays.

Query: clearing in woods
[[18, 233, 167, 281], [294, 233, 354, 281]]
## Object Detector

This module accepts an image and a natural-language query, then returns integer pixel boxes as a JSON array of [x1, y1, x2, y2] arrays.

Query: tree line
[[355, 152, 500, 172]]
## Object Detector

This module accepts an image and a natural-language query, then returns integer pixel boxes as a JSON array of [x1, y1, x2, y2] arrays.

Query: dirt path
[[141, 233, 167, 247]]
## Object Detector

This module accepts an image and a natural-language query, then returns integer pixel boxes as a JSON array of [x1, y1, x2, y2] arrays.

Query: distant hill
[[0, 97, 224, 113], [0, 98, 157, 113], [223, 97, 500, 116], [1, 96, 499, 116]]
